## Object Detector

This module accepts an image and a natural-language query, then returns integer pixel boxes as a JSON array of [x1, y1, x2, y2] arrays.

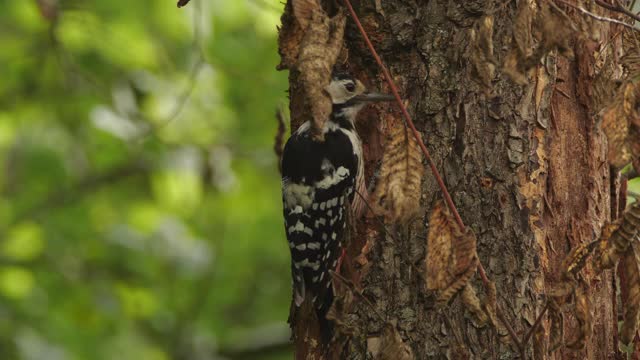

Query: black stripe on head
[[332, 71, 354, 82]]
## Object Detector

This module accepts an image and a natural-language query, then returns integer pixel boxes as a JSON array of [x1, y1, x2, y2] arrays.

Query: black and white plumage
[[281, 73, 392, 341]]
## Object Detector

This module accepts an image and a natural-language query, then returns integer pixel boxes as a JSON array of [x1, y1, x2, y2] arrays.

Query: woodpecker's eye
[[345, 82, 356, 92]]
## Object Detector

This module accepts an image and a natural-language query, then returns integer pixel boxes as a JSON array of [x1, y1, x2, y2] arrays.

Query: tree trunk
[[279, 0, 625, 358]]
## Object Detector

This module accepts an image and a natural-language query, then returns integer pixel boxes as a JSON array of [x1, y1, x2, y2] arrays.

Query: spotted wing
[[281, 124, 358, 309]]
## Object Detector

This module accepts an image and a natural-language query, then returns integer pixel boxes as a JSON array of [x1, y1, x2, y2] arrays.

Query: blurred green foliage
[[0, 0, 291, 359]]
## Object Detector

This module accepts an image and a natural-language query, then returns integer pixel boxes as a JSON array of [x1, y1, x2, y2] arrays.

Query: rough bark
[[279, 0, 623, 358]]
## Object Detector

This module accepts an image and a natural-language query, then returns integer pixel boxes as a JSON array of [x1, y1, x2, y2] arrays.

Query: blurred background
[[0, 0, 291, 359]]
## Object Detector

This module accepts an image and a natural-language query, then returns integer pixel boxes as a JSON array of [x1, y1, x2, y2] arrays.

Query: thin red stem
[[341, 0, 526, 349], [522, 303, 548, 347], [340, 0, 464, 231]]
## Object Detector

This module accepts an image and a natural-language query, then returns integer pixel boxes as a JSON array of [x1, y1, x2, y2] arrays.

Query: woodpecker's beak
[[353, 92, 395, 103]]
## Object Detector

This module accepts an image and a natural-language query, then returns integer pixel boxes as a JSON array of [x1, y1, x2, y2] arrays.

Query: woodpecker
[[281, 73, 393, 342]]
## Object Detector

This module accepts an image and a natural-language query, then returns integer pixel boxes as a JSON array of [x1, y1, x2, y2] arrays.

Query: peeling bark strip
[[278, 0, 346, 141], [601, 81, 640, 169], [469, 15, 496, 91], [594, 202, 640, 346], [503, 1, 573, 86], [546, 196, 640, 352], [278, 0, 622, 358]]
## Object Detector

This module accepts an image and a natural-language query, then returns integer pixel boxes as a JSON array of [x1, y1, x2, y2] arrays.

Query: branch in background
[[521, 303, 549, 352], [35, 0, 59, 21], [138, 0, 206, 140], [594, 0, 640, 24], [44, 0, 206, 142], [556, 0, 640, 33], [5, 160, 148, 230], [624, 166, 639, 180], [134, 56, 206, 141]]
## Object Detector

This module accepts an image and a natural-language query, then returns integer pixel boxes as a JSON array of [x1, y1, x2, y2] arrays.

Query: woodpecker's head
[[324, 73, 394, 122]]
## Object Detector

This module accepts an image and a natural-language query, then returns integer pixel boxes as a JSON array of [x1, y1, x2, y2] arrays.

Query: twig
[[548, 0, 580, 32], [624, 167, 639, 180], [441, 312, 467, 351], [354, 190, 397, 242], [35, 0, 59, 20], [161, 60, 205, 125], [341, 0, 464, 230], [487, 0, 516, 15], [355, 190, 426, 281], [554, 86, 572, 100], [140, 0, 206, 140], [628, 190, 640, 199], [135, 54, 206, 141], [613, 270, 620, 357], [522, 303, 549, 349], [330, 270, 386, 322], [594, 0, 640, 23], [355, 189, 521, 348], [598, 27, 624, 59], [556, 0, 640, 33], [495, 305, 522, 350], [341, 0, 522, 349]]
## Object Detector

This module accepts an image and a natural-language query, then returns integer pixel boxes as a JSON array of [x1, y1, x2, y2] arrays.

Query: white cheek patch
[[324, 81, 352, 104]]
